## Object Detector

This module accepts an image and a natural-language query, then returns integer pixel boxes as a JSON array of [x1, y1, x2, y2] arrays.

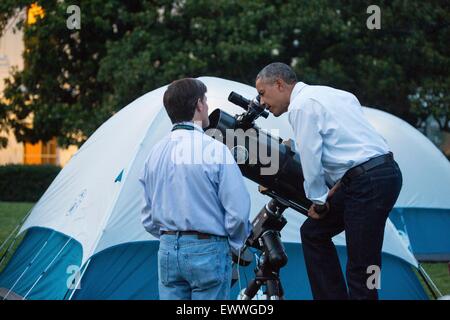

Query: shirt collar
[[175, 121, 204, 133], [288, 82, 308, 111]]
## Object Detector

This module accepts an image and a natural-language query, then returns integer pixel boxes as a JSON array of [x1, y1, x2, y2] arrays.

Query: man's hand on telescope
[[308, 202, 330, 220], [311, 182, 341, 219], [258, 185, 269, 193]]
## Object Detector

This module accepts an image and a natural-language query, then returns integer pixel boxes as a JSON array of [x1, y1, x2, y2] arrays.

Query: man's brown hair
[[163, 78, 207, 124]]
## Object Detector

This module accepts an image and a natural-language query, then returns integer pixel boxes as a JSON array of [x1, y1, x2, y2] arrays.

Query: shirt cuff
[[311, 190, 329, 205]]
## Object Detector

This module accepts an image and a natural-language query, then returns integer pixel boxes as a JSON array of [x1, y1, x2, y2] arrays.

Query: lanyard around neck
[[171, 124, 194, 132]]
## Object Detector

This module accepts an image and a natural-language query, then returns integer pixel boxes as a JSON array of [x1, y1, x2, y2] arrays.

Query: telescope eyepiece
[[228, 91, 269, 122], [228, 92, 251, 110]]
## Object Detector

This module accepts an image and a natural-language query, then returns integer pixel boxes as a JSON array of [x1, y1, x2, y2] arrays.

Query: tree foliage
[[0, 0, 448, 148]]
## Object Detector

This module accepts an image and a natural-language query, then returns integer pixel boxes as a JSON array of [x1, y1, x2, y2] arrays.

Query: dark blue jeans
[[300, 159, 403, 300]]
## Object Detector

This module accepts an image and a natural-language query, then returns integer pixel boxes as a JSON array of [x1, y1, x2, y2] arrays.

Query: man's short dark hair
[[256, 62, 297, 85], [163, 78, 207, 124]]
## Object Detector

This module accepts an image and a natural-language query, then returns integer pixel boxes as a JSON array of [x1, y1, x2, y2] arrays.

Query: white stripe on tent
[[0, 206, 34, 267], [2, 231, 55, 300], [22, 238, 73, 300], [418, 264, 443, 298]]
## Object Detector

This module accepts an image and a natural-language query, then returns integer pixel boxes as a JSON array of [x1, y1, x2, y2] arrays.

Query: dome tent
[[363, 108, 450, 261], [0, 77, 428, 300]]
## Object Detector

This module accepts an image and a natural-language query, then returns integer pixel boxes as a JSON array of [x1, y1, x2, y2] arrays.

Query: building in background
[[0, 4, 77, 167]]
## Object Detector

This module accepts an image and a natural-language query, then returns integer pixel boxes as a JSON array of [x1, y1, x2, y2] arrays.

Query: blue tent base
[[70, 241, 159, 300], [231, 244, 428, 300], [390, 208, 450, 261], [72, 241, 427, 300], [0, 227, 83, 300], [0, 227, 428, 300]]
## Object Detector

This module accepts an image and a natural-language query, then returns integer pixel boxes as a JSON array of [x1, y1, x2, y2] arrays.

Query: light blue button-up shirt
[[139, 121, 251, 251], [288, 82, 390, 204]]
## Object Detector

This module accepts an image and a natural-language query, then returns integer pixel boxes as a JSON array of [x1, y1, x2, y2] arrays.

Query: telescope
[[204, 91, 313, 299], [205, 91, 312, 214]]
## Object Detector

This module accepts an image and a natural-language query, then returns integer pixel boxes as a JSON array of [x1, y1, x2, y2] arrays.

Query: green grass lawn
[[420, 262, 450, 297], [0, 201, 34, 273], [0, 201, 449, 299], [0, 201, 34, 240]]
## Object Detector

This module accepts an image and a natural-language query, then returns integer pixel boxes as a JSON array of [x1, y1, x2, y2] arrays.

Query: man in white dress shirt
[[255, 62, 403, 300]]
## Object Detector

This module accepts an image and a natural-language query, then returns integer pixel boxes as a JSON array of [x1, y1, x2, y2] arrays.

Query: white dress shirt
[[139, 121, 251, 251], [288, 82, 390, 204]]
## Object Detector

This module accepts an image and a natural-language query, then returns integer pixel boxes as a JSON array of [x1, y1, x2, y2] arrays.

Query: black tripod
[[241, 242, 284, 299], [239, 199, 289, 300]]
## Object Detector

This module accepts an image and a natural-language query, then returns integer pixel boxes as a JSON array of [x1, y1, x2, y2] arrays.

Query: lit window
[[24, 137, 57, 165], [27, 3, 45, 25]]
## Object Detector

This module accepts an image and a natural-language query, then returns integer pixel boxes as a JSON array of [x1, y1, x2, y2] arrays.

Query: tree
[[276, 0, 449, 126], [0, 0, 145, 147], [1, 0, 449, 149]]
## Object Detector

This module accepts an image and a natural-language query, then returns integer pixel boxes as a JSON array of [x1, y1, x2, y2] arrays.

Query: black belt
[[342, 152, 394, 184], [161, 230, 217, 240]]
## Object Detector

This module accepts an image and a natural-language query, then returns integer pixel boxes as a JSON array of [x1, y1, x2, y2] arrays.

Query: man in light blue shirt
[[256, 63, 402, 300], [139, 78, 251, 300]]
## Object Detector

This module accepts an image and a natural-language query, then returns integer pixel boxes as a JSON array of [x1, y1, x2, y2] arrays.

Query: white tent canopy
[[365, 108, 450, 209]]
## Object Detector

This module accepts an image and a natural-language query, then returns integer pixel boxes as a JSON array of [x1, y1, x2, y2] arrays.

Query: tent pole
[[0, 234, 20, 268], [22, 238, 72, 300], [2, 231, 54, 300], [0, 224, 20, 255], [417, 263, 442, 299], [0, 207, 34, 267]]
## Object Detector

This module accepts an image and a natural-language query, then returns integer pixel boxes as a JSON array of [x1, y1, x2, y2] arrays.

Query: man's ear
[[276, 78, 284, 91], [195, 98, 202, 112]]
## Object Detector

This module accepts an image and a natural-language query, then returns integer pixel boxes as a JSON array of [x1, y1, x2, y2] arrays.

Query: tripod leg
[[266, 279, 282, 300], [242, 279, 262, 300], [279, 280, 285, 300]]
